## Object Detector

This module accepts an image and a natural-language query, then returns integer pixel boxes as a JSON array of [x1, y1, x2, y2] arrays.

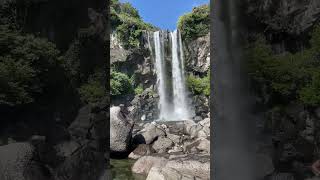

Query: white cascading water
[[171, 30, 191, 119], [153, 31, 171, 120]]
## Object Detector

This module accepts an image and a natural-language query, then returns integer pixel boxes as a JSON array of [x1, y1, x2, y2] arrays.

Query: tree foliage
[[186, 72, 210, 96], [246, 26, 320, 106], [178, 4, 210, 41], [111, 70, 134, 96], [111, 0, 156, 49], [0, 25, 62, 106]]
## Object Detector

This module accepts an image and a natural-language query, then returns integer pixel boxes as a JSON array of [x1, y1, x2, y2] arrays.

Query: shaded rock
[[54, 145, 105, 180], [110, 106, 133, 153], [0, 143, 34, 180], [133, 123, 166, 144], [128, 144, 153, 160], [54, 141, 81, 159], [255, 154, 275, 179], [152, 137, 173, 153], [68, 105, 92, 141], [132, 156, 168, 175], [268, 173, 295, 180], [0, 143, 52, 180]]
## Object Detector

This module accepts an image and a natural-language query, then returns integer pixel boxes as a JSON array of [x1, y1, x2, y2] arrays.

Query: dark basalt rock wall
[[245, 0, 320, 52]]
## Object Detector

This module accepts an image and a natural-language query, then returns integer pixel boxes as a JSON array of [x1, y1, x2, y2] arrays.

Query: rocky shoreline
[[110, 105, 210, 180]]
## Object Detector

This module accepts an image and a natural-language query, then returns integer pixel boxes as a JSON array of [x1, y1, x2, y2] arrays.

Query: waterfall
[[171, 30, 191, 120], [153, 31, 171, 120], [213, 0, 256, 180]]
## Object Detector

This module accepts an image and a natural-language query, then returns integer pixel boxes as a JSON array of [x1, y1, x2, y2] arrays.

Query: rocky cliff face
[[246, 0, 320, 52], [245, 1, 320, 179], [185, 33, 210, 76], [111, 31, 210, 121]]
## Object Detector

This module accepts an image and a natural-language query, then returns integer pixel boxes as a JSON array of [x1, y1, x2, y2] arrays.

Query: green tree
[[111, 70, 134, 96], [0, 25, 62, 106], [186, 72, 210, 96], [178, 4, 210, 41]]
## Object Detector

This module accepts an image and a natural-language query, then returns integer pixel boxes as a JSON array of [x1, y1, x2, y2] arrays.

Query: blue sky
[[120, 0, 209, 30]]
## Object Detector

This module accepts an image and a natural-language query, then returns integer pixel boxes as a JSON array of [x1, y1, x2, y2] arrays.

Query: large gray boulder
[[133, 123, 166, 144], [132, 156, 168, 175], [128, 144, 154, 160], [165, 154, 210, 180], [110, 106, 133, 153], [152, 137, 173, 153], [0, 143, 34, 180], [0, 142, 53, 180]]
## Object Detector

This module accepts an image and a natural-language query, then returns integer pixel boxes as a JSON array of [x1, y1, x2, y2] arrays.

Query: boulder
[[128, 144, 153, 160], [133, 123, 166, 144], [167, 133, 181, 144], [110, 106, 133, 153], [0, 143, 52, 180], [152, 137, 173, 153], [132, 156, 168, 175], [183, 120, 197, 135], [255, 154, 275, 179], [146, 166, 183, 180], [196, 138, 210, 153], [0, 143, 34, 180], [165, 154, 210, 180]]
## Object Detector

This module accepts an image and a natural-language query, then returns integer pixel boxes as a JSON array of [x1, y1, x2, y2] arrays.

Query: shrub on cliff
[[178, 4, 210, 41], [0, 25, 63, 106], [186, 73, 210, 96], [78, 70, 105, 104], [111, 0, 156, 49], [111, 70, 134, 96], [246, 26, 320, 106]]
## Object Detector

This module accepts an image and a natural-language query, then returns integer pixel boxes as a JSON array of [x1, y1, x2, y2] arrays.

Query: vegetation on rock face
[[134, 84, 144, 95], [111, 70, 134, 96], [178, 4, 210, 42], [186, 72, 210, 96], [78, 71, 105, 104], [111, 0, 156, 49], [246, 26, 320, 106], [0, 25, 62, 106]]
